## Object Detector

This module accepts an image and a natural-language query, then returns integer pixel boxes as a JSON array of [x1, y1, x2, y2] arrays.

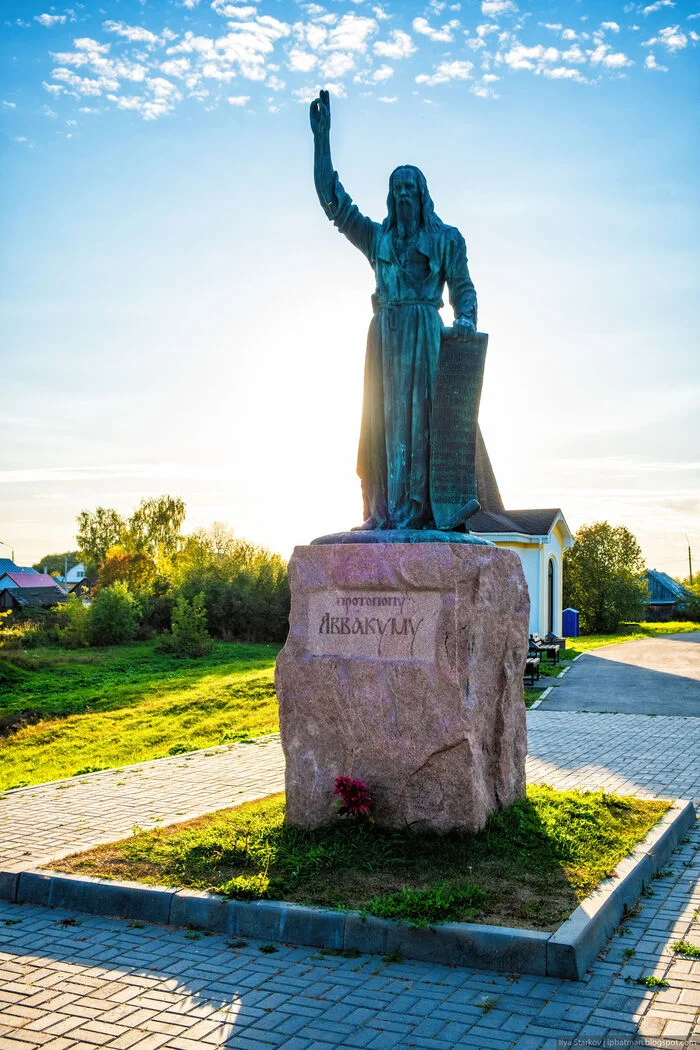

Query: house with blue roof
[[643, 570, 694, 621]]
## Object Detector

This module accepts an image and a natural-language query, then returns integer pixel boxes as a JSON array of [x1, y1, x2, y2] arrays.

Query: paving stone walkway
[[0, 711, 699, 1048]]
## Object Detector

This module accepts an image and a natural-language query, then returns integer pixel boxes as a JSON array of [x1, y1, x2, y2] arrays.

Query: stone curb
[[0, 800, 694, 980], [547, 798, 696, 980]]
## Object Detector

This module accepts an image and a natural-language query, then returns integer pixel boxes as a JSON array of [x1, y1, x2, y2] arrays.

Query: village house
[[472, 431, 574, 637]]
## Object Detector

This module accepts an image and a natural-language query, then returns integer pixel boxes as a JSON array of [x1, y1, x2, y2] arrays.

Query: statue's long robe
[[325, 174, 477, 528]]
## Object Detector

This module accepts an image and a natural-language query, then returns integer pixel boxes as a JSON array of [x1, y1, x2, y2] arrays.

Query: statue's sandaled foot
[[351, 518, 380, 532]]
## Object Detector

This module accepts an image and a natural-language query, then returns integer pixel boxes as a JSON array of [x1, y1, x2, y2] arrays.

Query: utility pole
[[686, 536, 693, 585], [0, 539, 15, 564]]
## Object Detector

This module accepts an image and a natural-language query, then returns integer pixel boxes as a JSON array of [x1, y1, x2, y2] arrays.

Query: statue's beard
[[397, 198, 419, 236]]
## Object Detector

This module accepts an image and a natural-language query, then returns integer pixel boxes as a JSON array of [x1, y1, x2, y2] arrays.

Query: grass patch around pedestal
[[50, 786, 669, 932]]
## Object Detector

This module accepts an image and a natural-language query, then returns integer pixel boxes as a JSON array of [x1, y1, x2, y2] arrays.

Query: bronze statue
[[310, 90, 486, 535]]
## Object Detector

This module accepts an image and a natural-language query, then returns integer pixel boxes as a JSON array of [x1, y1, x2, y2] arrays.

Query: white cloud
[[412, 17, 458, 42], [35, 13, 66, 27], [643, 24, 688, 49], [542, 65, 586, 80], [52, 67, 117, 95], [372, 63, 393, 81], [325, 14, 377, 52], [320, 51, 355, 78], [227, 94, 251, 105], [481, 0, 517, 14], [561, 45, 587, 63], [643, 0, 675, 13], [287, 48, 318, 72], [201, 62, 237, 81], [476, 23, 499, 38], [470, 82, 498, 97], [14, 137, 28, 143], [146, 77, 181, 102], [603, 50, 633, 66], [42, 81, 62, 94], [561, 28, 577, 41], [373, 29, 416, 59], [41, 104, 58, 117], [2, 100, 16, 108], [74, 38, 110, 54], [588, 43, 633, 66], [504, 43, 544, 69], [324, 82, 346, 97], [541, 23, 562, 31], [161, 58, 191, 78], [415, 59, 473, 84], [645, 52, 669, 69], [103, 21, 160, 46], [222, 5, 258, 16], [378, 95, 397, 102], [600, 21, 620, 32], [78, 106, 100, 113]]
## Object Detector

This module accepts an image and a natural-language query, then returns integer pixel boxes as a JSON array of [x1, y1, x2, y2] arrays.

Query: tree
[[563, 522, 648, 634], [126, 495, 185, 558], [88, 583, 139, 646], [158, 592, 213, 657], [76, 507, 126, 574], [32, 551, 81, 577], [99, 545, 157, 592]]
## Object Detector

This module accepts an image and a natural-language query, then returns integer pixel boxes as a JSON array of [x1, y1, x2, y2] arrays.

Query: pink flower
[[333, 776, 373, 818]]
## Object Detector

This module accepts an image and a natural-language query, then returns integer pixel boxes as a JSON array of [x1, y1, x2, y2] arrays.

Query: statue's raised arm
[[309, 90, 379, 262], [310, 90, 335, 218]]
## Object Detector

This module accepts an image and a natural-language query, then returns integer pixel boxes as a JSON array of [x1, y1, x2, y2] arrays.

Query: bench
[[529, 634, 560, 665], [524, 656, 540, 687]]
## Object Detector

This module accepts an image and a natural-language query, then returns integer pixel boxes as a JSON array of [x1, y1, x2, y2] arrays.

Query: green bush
[[56, 595, 90, 649], [158, 592, 213, 658], [88, 583, 139, 646]]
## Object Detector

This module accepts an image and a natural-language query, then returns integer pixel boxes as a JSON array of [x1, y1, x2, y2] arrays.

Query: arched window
[[548, 558, 555, 635]]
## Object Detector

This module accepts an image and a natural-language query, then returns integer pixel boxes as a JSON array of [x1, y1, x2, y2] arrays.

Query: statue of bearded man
[[310, 90, 479, 533]]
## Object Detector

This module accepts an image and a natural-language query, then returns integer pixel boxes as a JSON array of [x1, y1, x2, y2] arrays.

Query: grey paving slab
[[545, 632, 700, 715]]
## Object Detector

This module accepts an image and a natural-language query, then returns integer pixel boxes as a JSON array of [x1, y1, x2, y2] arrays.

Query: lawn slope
[[0, 641, 280, 790]]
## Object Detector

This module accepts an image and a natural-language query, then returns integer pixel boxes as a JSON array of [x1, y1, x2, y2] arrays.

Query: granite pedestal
[[275, 542, 529, 833]]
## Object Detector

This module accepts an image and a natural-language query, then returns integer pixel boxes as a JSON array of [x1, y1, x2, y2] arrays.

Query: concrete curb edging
[[1, 800, 694, 980], [546, 798, 696, 979]]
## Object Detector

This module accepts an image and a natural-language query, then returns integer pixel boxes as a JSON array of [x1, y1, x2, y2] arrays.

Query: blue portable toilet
[[562, 608, 580, 638]]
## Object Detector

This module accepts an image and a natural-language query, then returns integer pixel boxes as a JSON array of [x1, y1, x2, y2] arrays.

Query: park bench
[[529, 633, 560, 664], [524, 655, 540, 687]]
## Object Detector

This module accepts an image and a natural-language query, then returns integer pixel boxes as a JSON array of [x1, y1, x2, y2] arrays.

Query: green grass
[[672, 940, 700, 959], [51, 786, 669, 932], [564, 621, 698, 656], [0, 641, 280, 791]]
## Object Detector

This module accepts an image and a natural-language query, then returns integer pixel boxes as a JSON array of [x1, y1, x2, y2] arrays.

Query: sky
[[1, 0, 699, 577]]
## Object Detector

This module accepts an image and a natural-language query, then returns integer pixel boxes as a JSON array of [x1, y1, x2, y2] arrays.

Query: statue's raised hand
[[309, 89, 331, 137]]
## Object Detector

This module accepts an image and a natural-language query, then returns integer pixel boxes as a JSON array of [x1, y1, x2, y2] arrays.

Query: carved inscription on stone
[[307, 590, 443, 661]]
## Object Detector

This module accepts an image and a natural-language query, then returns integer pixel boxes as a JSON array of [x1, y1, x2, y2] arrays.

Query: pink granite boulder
[[275, 542, 529, 833]]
